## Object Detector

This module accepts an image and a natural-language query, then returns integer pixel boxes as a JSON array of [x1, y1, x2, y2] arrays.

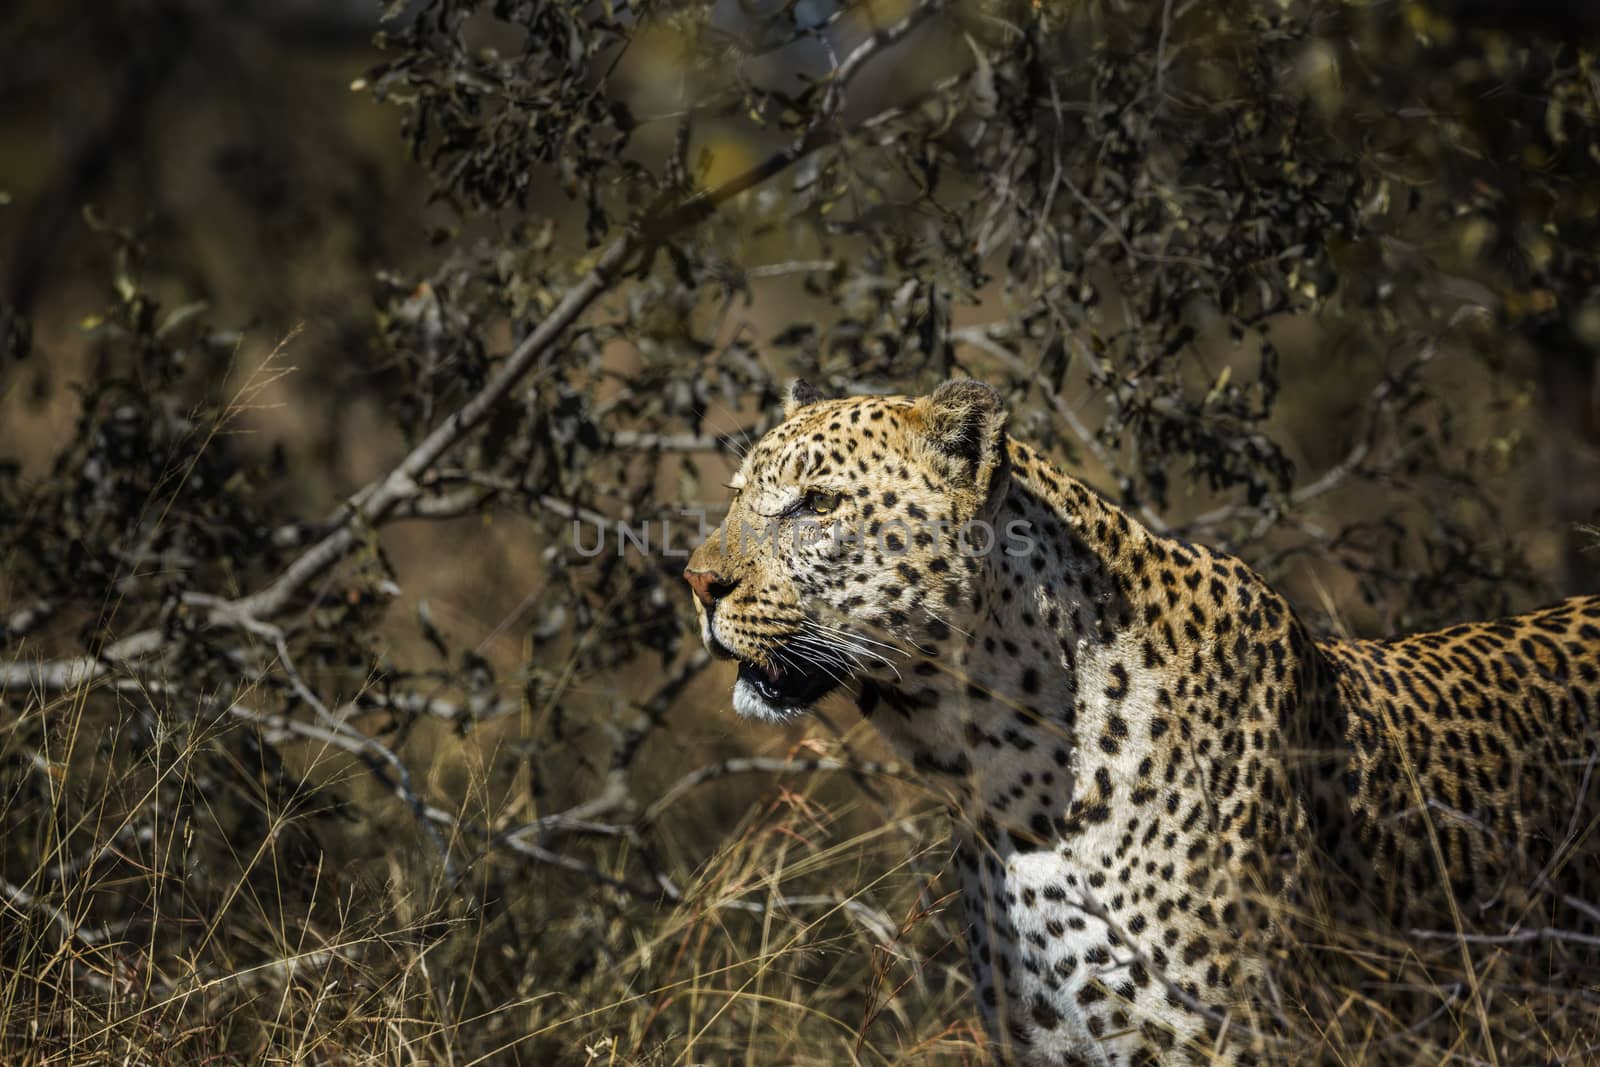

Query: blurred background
[[1, 0, 1598, 1063]]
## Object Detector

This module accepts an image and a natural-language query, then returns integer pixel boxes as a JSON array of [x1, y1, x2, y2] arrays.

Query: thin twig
[[642, 756, 908, 825], [1405, 927, 1600, 950]]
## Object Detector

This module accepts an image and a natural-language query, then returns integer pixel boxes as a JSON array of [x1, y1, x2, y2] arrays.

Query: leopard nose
[[683, 567, 738, 608]]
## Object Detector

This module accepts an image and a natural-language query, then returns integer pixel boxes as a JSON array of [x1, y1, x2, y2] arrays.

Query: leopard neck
[[858, 437, 1303, 856]]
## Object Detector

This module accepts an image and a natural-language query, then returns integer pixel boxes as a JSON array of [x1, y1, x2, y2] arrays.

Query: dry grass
[[4, 640, 1598, 1065], [0, 656, 989, 1066]]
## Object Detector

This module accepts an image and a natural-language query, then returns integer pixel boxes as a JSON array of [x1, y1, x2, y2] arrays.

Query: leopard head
[[684, 379, 1013, 721]]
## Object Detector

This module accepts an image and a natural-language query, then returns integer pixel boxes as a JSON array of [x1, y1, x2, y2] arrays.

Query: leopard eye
[[804, 489, 841, 515]]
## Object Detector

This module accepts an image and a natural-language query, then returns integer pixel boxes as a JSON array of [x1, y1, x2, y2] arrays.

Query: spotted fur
[[683, 380, 1600, 1065]]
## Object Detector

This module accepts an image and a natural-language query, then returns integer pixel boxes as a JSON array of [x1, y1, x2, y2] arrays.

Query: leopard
[[682, 378, 1600, 1065]]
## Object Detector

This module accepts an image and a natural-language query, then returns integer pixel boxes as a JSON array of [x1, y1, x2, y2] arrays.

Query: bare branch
[[1406, 925, 1600, 950], [0, 6, 947, 699], [642, 756, 908, 825]]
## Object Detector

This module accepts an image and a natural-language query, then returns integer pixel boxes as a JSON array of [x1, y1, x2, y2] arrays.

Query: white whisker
[[802, 619, 910, 659], [787, 636, 863, 675], [918, 603, 975, 641], [795, 626, 897, 668], [779, 641, 850, 688], [792, 625, 904, 682]]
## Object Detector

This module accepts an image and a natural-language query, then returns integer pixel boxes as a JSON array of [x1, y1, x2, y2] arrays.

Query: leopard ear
[[918, 379, 1007, 467], [783, 378, 826, 419], [916, 379, 1010, 505]]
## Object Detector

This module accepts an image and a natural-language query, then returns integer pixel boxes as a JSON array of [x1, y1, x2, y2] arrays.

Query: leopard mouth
[[734, 656, 842, 712]]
